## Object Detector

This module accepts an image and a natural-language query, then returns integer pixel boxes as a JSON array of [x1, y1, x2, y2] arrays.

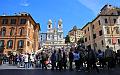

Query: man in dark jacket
[[105, 46, 114, 69], [57, 49, 62, 71], [86, 46, 99, 73], [69, 48, 74, 71], [51, 50, 57, 70], [62, 51, 67, 70]]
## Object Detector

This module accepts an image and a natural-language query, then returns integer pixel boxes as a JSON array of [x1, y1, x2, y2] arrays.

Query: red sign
[[112, 37, 117, 44]]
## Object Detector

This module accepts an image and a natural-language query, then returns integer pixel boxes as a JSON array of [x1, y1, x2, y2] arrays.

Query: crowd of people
[[0, 45, 120, 73]]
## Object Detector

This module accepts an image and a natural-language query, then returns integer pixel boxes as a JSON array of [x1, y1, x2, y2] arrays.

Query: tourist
[[69, 48, 74, 71], [73, 48, 80, 71], [24, 53, 29, 68], [62, 50, 67, 70], [41, 51, 47, 69], [51, 50, 57, 70], [57, 49, 63, 71], [97, 49, 104, 68], [104, 46, 114, 70], [30, 54, 35, 68], [86, 46, 99, 73]]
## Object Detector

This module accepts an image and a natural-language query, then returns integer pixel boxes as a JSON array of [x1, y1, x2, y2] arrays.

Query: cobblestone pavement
[[0, 63, 40, 70], [0, 63, 120, 75]]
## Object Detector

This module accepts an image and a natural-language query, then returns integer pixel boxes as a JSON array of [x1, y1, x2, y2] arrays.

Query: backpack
[[73, 53, 80, 61], [98, 52, 103, 58]]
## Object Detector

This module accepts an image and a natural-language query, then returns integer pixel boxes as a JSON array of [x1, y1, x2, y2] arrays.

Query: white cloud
[[20, 0, 29, 7], [78, 0, 101, 14], [21, 3, 29, 7]]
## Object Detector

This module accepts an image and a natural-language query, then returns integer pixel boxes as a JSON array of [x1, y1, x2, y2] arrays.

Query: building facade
[[68, 26, 84, 43], [0, 12, 40, 54], [82, 23, 94, 49], [82, 4, 120, 51], [43, 19, 66, 48], [39, 32, 47, 48]]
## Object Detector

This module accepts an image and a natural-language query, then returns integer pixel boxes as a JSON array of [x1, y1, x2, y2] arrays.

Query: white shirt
[[30, 55, 34, 62], [24, 54, 28, 62]]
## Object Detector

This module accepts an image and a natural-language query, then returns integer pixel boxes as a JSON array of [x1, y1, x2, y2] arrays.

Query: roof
[[81, 14, 120, 30], [36, 23, 41, 31], [40, 32, 47, 34], [81, 22, 91, 30], [0, 12, 41, 31], [68, 25, 82, 33], [0, 12, 37, 24]]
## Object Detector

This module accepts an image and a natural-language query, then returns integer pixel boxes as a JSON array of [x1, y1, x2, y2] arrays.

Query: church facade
[[42, 19, 66, 49]]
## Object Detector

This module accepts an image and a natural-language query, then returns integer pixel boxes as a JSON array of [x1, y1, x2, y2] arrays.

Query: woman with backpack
[[73, 48, 80, 71]]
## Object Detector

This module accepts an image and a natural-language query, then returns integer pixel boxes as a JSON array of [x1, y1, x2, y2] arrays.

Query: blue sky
[[0, 0, 120, 36]]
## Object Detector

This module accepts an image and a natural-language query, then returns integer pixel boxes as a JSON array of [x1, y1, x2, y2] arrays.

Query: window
[[101, 40, 104, 45], [20, 29, 23, 36], [11, 19, 16, 24], [92, 24, 94, 29], [99, 30, 103, 36], [84, 30, 86, 34], [106, 27, 110, 34], [19, 28, 24, 36], [98, 20, 101, 25], [18, 40, 24, 48], [1, 27, 6, 37], [48, 25, 51, 28], [88, 27, 89, 31], [7, 40, 13, 49], [114, 27, 119, 34], [115, 27, 119, 34], [93, 34, 96, 39], [10, 28, 14, 36], [0, 40, 4, 47], [52, 35, 54, 39], [118, 39, 120, 44], [94, 43, 97, 47], [2, 19, 8, 24], [113, 19, 116, 24], [59, 34, 62, 38], [20, 19, 26, 24], [108, 39, 111, 44], [105, 18, 108, 23], [27, 41, 30, 46], [48, 34, 50, 39], [89, 36, 90, 40], [59, 24, 61, 28], [41, 38, 42, 41], [118, 11, 120, 15], [85, 37, 87, 42]]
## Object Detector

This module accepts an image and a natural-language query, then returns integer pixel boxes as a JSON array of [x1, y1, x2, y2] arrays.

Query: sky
[[0, 0, 120, 37]]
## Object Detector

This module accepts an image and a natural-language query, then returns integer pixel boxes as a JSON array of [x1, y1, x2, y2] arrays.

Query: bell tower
[[58, 18, 63, 40], [47, 19, 52, 41], [48, 19, 52, 29], [58, 18, 62, 29]]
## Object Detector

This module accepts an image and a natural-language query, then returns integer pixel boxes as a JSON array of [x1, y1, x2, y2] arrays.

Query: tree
[[65, 35, 70, 44], [77, 37, 84, 45]]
